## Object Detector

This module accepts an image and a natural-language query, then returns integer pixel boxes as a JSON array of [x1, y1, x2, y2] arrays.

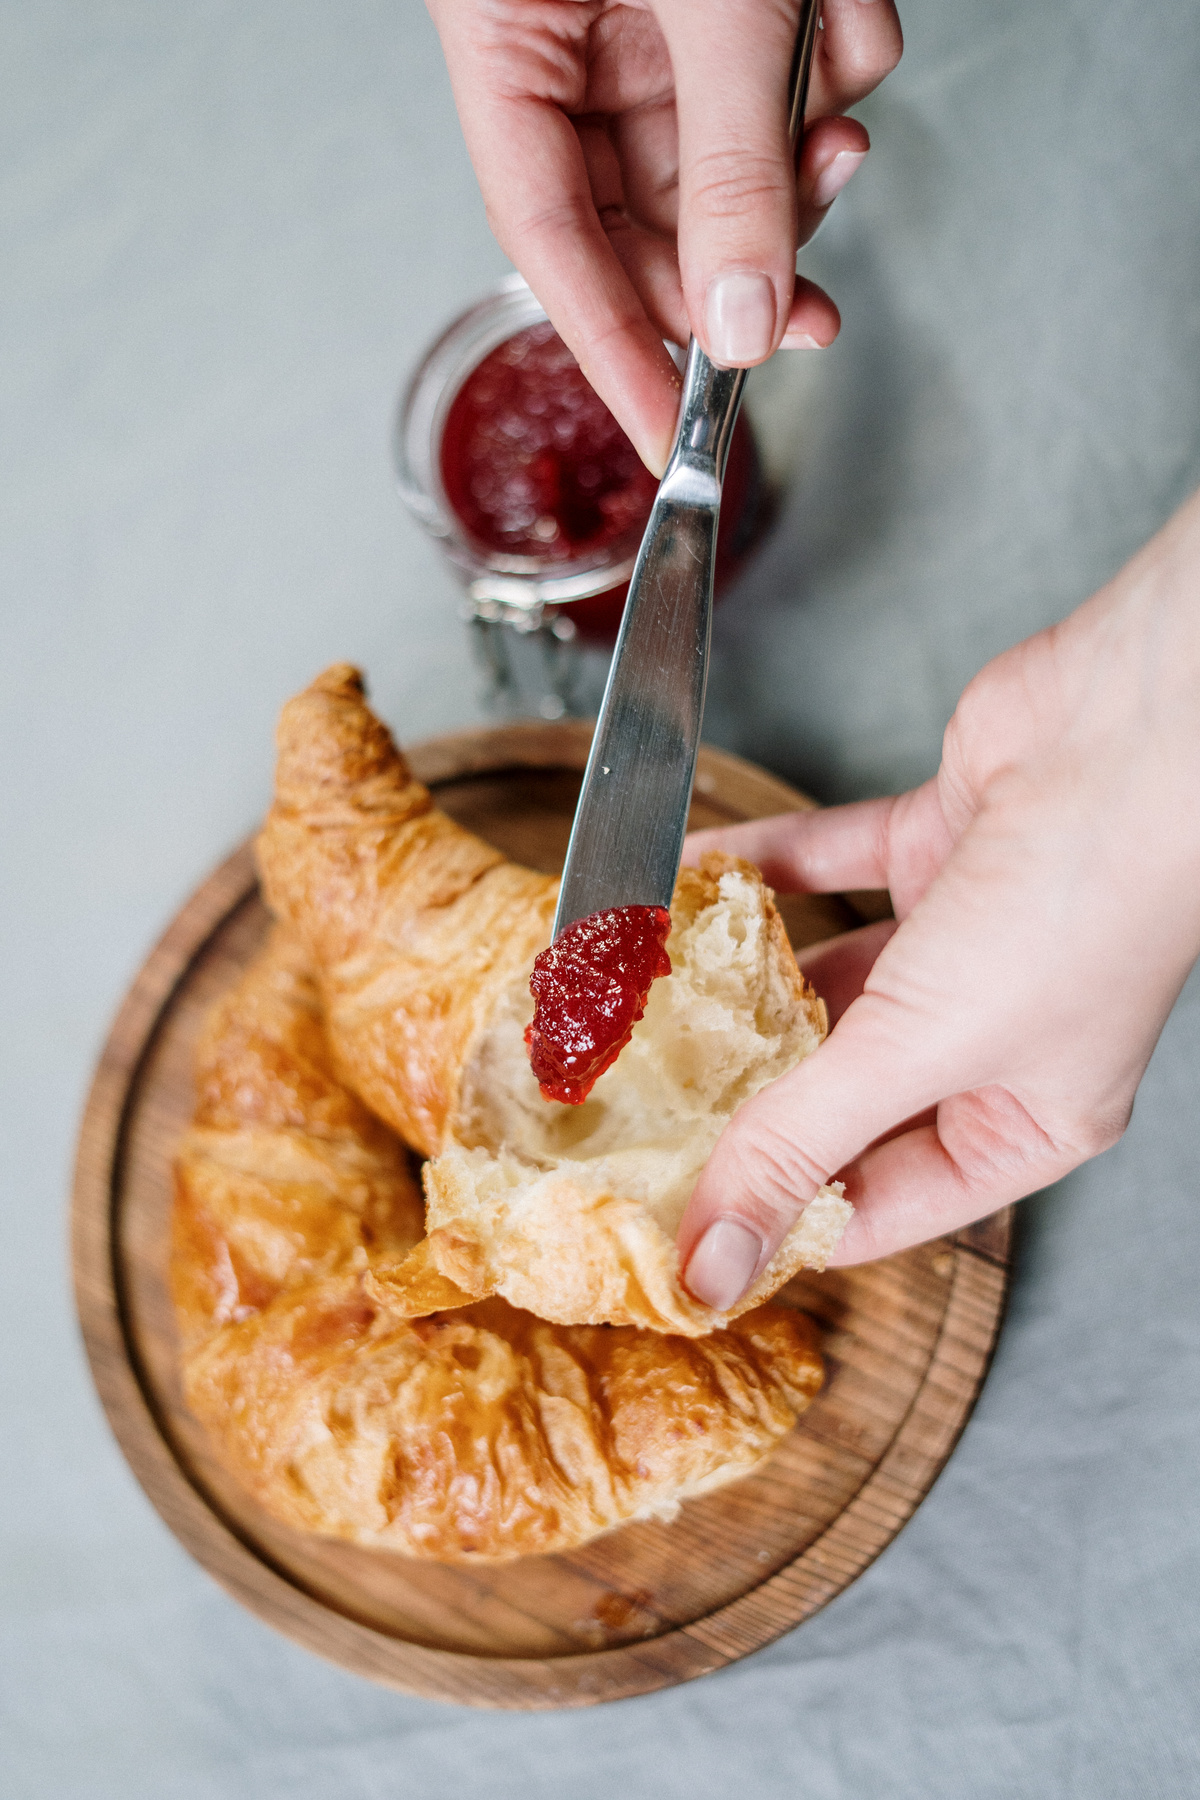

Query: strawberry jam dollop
[[526, 905, 672, 1105]]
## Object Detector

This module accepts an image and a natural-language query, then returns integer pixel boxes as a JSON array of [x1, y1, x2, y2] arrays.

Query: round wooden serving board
[[72, 720, 1012, 1710]]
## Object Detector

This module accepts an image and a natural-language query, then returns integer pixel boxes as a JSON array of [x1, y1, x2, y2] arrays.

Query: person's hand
[[678, 490, 1200, 1306], [427, 0, 903, 473]]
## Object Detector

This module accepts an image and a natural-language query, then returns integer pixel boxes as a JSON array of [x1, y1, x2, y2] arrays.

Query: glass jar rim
[[393, 275, 647, 610]]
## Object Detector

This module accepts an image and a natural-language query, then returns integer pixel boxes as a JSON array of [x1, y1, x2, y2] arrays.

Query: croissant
[[257, 666, 852, 1336], [171, 931, 825, 1561], [256, 664, 557, 1157], [171, 926, 424, 1352], [185, 1282, 824, 1561]]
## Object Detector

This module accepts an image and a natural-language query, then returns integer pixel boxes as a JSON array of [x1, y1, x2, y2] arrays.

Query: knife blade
[[553, 0, 821, 939]]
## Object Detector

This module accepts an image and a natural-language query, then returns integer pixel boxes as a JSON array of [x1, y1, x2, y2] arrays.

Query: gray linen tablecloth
[[3, 2, 1199, 1794]]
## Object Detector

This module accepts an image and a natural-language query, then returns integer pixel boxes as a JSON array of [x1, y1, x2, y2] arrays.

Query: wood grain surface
[[72, 721, 1012, 1710]]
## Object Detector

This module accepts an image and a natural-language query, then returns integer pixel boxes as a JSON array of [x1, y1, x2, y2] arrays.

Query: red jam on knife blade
[[526, 906, 673, 1105], [440, 322, 657, 563]]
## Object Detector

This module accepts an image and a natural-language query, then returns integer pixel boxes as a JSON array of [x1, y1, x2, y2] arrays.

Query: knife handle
[[669, 349, 747, 488], [787, 0, 823, 151]]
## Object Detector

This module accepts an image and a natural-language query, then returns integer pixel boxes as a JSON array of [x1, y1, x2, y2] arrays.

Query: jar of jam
[[394, 276, 764, 716]]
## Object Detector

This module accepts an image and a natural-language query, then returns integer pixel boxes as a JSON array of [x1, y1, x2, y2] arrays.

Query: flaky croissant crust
[[170, 929, 825, 1561], [184, 1279, 823, 1561], [257, 664, 557, 1158], [255, 667, 851, 1336], [171, 927, 424, 1352]]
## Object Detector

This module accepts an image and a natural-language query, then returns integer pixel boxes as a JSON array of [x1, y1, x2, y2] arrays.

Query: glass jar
[[394, 275, 764, 717]]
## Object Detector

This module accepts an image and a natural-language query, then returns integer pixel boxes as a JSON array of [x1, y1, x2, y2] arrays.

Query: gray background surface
[[3, 2, 1199, 1795]]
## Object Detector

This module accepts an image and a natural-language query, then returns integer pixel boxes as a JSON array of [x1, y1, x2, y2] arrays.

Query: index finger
[[434, 33, 683, 474], [684, 796, 900, 893]]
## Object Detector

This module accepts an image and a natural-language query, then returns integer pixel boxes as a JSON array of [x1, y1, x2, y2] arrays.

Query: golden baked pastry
[[171, 926, 424, 1351], [171, 931, 825, 1561], [257, 663, 557, 1157], [256, 665, 852, 1335], [185, 1284, 824, 1560]]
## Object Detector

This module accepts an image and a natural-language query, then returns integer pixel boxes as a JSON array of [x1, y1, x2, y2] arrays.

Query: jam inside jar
[[438, 320, 762, 641], [441, 323, 657, 566]]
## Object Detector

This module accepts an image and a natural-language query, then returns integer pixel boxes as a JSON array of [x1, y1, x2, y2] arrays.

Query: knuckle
[[1068, 1102, 1131, 1162], [940, 1086, 1059, 1191], [686, 148, 793, 225], [940, 657, 1023, 800], [821, 8, 903, 101], [572, 308, 646, 364], [942, 1085, 1130, 1197], [837, 46, 892, 93], [869, 29, 904, 82], [495, 195, 586, 254], [737, 1120, 832, 1228]]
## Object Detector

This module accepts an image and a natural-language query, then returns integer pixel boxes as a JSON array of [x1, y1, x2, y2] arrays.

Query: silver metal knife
[[553, 0, 822, 939]]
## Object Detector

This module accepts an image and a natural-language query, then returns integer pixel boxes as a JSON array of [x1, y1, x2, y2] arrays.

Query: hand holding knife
[[553, 0, 823, 940]]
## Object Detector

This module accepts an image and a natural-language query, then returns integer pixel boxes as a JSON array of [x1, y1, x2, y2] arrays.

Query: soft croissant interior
[[458, 864, 821, 1204], [257, 665, 852, 1337], [412, 859, 852, 1334], [171, 927, 826, 1561]]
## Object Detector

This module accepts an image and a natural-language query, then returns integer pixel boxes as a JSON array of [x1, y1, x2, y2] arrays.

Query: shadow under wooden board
[[72, 719, 1012, 1711]]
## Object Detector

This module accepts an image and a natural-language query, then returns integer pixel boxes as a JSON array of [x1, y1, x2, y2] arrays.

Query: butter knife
[[553, 0, 821, 938]]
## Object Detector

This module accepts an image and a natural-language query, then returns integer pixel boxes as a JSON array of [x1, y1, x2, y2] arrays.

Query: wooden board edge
[[71, 840, 260, 1430], [69, 726, 1013, 1711], [679, 1226, 1012, 1663], [405, 718, 598, 786], [955, 1206, 1014, 1266], [404, 719, 817, 829]]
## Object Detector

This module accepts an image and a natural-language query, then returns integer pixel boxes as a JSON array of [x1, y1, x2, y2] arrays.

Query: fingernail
[[812, 149, 867, 211], [641, 440, 669, 480], [781, 331, 821, 349], [704, 271, 777, 368], [684, 1217, 764, 1312]]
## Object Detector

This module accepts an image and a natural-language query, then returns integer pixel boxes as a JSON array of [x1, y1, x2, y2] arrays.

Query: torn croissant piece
[[256, 663, 558, 1158], [171, 932, 825, 1561], [257, 665, 853, 1337]]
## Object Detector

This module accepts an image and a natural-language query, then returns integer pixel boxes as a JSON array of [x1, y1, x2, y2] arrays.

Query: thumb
[[655, 0, 826, 367], [678, 987, 965, 1309]]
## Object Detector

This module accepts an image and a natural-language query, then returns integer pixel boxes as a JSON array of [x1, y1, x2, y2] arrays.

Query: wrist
[[1087, 487, 1200, 710]]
